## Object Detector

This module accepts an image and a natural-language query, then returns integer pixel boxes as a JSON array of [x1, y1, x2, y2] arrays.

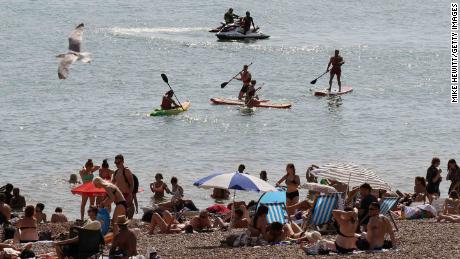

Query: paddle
[[221, 62, 253, 88], [161, 73, 183, 110], [310, 70, 329, 85]]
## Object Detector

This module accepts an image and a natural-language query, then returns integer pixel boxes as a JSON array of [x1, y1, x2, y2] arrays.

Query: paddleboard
[[210, 98, 291, 109], [314, 86, 353, 97], [150, 101, 190, 116]]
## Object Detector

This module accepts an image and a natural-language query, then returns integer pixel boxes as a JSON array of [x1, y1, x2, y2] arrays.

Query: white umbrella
[[311, 162, 391, 191]]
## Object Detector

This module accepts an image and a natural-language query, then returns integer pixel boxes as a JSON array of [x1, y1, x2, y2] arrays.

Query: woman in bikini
[[14, 205, 38, 243], [99, 159, 114, 181], [93, 177, 126, 234], [276, 163, 301, 215], [319, 208, 360, 254], [150, 173, 171, 202], [443, 190, 460, 215], [79, 159, 100, 220]]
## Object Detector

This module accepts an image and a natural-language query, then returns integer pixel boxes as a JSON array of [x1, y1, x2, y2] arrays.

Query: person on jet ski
[[242, 11, 255, 35], [224, 8, 239, 24], [161, 90, 179, 110]]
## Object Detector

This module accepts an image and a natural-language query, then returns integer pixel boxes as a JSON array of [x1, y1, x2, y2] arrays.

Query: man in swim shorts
[[236, 65, 252, 100], [326, 49, 345, 92]]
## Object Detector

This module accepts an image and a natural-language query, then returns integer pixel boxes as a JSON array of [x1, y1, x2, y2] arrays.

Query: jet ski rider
[[242, 11, 255, 35], [224, 8, 239, 24]]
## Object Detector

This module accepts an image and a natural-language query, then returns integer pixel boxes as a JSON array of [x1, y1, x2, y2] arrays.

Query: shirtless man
[[112, 154, 134, 205], [245, 80, 260, 107], [360, 202, 397, 250], [326, 49, 345, 92], [10, 188, 26, 211], [0, 193, 12, 224], [51, 207, 68, 223], [109, 215, 137, 258], [236, 65, 252, 100]]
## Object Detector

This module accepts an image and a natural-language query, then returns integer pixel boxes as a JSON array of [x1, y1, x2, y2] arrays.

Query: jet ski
[[209, 19, 242, 33], [215, 24, 270, 40]]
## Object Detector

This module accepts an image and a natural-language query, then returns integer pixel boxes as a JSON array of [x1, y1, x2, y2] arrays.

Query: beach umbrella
[[194, 172, 277, 227], [299, 182, 337, 194], [193, 172, 277, 192], [310, 162, 391, 191], [71, 181, 106, 197]]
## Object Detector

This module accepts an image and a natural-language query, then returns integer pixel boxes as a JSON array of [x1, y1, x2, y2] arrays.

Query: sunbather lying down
[[0, 243, 33, 258], [264, 221, 321, 244], [437, 214, 460, 223], [149, 210, 186, 234]]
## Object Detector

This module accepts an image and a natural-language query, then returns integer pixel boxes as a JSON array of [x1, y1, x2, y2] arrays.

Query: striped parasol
[[310, 162, 391, 191]]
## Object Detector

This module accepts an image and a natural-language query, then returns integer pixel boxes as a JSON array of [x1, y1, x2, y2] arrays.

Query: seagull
[[57, 23, 92, 80]]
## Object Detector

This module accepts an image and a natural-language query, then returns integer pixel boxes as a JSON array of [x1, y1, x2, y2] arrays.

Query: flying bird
[[57, 23, 92, 80]]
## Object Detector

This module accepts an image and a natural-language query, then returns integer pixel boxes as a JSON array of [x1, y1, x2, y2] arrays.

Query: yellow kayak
[[150, 101, 190, 116]]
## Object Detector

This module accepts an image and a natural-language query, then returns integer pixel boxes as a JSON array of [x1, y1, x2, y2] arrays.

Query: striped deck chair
[[260, 202, 289, 224], [309, 193, 340, 228], [380, 197, 400, 231]]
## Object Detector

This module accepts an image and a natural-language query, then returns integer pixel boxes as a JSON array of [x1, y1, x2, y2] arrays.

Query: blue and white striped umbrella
[[194, 172, 277, 192]]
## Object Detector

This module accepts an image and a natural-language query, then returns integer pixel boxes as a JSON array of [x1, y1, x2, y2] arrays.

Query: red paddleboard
[[210, 98, 291, 109], [314, 86, 353, 97]]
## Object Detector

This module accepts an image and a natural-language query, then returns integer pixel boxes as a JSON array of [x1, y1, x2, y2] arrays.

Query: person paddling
[[236, 64, 252, 100], [245, 80, 259, 107], [161, 90, 179, 110], [326, 49, 345, 92], [224, 8, 239, 24]]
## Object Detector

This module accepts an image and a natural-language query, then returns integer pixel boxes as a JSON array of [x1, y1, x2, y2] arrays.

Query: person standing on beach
[[236, 65, 251, 100], [93, 177, 127, 234], [426, 157, 442, 203], [112, 154, 134, 208], [446, 159, 460, 194], [79, 159, 100, 220], [326, 50, 345, 92], [276, 164, 301, 215]]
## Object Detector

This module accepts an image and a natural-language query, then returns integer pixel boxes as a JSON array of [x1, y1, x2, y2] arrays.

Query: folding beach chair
[[306, 193, 340, 230], [380, 197, 400, 231], [259, 202, 289, 224]]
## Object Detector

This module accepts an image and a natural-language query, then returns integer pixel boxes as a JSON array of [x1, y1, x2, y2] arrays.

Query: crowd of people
[[1, 156, 460, 257]]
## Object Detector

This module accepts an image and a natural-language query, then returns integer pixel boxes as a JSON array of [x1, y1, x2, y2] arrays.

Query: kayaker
[[242, 11, 255, 35], [161, 90, 179, 110], [326, 49, 345, 92], [236, 65, 251, 100], [224, 8, 239, 24], [245, 80, 259, 107]]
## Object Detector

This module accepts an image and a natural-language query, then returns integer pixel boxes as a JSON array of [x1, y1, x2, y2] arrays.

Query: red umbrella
[[71, 181, 106, 197]]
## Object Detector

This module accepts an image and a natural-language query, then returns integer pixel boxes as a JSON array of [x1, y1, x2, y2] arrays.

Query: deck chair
[[305, 193, 340, 230], [259, 202, 289, 224], [74, 228, 104, 259], [380, 197, 400, 231]]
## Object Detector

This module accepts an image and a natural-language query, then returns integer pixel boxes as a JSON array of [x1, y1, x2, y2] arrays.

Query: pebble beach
[[21, 219, 459, 258]]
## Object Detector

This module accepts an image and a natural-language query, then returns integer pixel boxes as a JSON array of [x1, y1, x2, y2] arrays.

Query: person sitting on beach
[[401, 204, 436, 219], [211, 188, 230, 200], [10, 188, 26, 211], [213, 206, 249, 229], [348, 183, 377, 231], [0, 194, 12, 224], [34, 203, 47, 224], [413, 176, 427, 202], [79, 159, 100, 220], [99, 159, 114, 181], [110, 215, 137, 258], [189, 210, 214, 232], [426, 157, 442, 203], [53, 218, 101, 259], [51, 207, 68, 223], [150, 173, 171, 201], [149, 210, 184, 234], [357, 202, 397, 250], [314, 208, 359, 254], [93, 177, 127, 234], [86, 206, 105, 233], [14, 205, 38, 244], [236, 164, 246, 174], [161, 90, 179, 110], [263, 222, 322, 244], [248, 205, 269, 237], [443, 190, 460, 215]]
